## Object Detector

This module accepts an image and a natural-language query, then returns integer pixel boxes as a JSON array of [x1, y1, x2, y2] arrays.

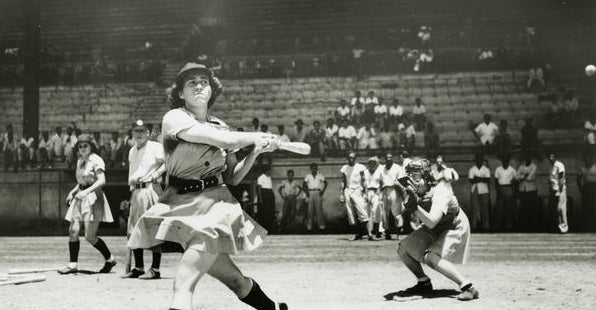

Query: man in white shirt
[[49, 126, 64, 161], [412, 98, 427, 130], [304, 163, 328, 231], [335, 99, 351, 123], [365, 156, 382, 239], [278, 169, 302, 233], [516, 154, 538, 232], [494, 155, 517, 231], [325, 118, 339, 150], [468, 153, 491, 231], [277, 125, 291, 143], [123, 119, 166, 280], [365, 90, 378, 106], [374, 98, 388, 127], [389, 99, 404, 123], [351, 90, 365, 106], [379, 153, 406, 239], [549, 153, 568, 233], [257, 166, 276, 232], [356, 123, 376, 150], [584, 116, 596, 145], [338, 120, 357, 150], [340, 152, 370, 240], [474, 114, 499, 148], [378, 124, 394, 149]]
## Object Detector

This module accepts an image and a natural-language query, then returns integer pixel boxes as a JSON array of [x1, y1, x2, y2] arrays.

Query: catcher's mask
[[400, 157, 432, 196]]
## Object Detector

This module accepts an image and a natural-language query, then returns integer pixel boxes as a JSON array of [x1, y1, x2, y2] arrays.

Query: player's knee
[[84, 234, 98, 244], [223, 275, 249, 295], [397, 243, 407, 257], [423, 252, 438, 268], [68, 226, 79, 238]]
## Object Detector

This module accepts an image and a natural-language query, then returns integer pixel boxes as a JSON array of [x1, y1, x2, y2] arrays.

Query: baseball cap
[[132, 119, 149, 130], [175, 63, 212, 82]]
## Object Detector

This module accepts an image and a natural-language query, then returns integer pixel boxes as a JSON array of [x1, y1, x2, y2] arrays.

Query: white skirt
[[64, 190, 113, 223], [127, 187, 160, 235]]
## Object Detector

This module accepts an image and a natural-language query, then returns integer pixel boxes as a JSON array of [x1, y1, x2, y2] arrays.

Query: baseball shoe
[[139, 268, 161, 280], [98, 260, 117, 273], [121, 268, 144, 278], [403, 280, 433, 295], [457, 285, 479, 301], [349, 234, 363, 241], [57, 266, 77, 275], [375, 232, 383, 239], [558, 223, 568, 234], [276, 303, 288, 310], [384, 233, 393, 240]]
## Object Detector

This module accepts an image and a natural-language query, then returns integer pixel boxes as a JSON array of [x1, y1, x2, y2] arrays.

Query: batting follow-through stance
[[127, 63, 287, 310], [122, 119, 166, 279], [340, 151, 372, 240], [396, 158, 479, 301]]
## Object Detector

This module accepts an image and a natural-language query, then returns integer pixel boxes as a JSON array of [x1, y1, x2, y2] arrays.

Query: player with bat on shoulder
[[122, 119, 166, 279], [395, 158, 479, 301]]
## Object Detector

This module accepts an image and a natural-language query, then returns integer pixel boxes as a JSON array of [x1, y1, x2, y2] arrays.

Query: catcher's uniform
[[341, 163, 368, 225], [127, 140, 165, 235], [365, 167, 382, 224]]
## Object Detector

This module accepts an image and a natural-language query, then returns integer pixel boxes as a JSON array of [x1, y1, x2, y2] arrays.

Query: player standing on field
[[379, 153, 406, 239], [340, 152, 372, 240], [122, 119, 166, 279], [364, 156, 382, 240]]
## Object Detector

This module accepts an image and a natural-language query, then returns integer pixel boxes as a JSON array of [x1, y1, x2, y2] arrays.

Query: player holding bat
[[121, 119, 166, 280], [127, 63, 288, 310], [396, 158, 479, 301]]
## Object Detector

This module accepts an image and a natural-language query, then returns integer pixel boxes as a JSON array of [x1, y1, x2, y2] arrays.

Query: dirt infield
[[1, 234, 595, 310]]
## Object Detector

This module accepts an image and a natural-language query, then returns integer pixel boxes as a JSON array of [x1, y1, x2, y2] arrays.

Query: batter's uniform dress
[[128, 108, 266, 254], [127, 140, 165, 236], [364, 167, 382, 224], [64, 154, 114, 223], [304, 172, 326, 230], [400, 181, 471, 264], [341, 163, 369, 225], [380, 164, 406, 227]]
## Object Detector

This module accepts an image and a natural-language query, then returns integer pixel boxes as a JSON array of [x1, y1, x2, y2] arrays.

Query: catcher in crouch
[[396, 158, 479, 301]]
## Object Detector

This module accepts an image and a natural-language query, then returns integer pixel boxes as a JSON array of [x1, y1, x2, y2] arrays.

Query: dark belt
[[309, 189, 321, 191], [78, 184, 91, 190], [498, 184, 514, 187], [134, 182, 150, 189], [367, 187, 378, 191], [169, 175, 219, 194]]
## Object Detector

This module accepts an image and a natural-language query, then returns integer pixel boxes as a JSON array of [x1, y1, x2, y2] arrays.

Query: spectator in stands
[[260, 124, 271, 134], [494, 155, 516, 231], [494, 120, 513, 160], [404, 120, 416, 150], [374, 97, 388, 127], [2, 124, 17, 171], [468, 153, 491, 232], [516, 154, 539, 232], [50, 126, 64, 162], [109, 131, 123, 168], [549, 153, 568, 233], [325, 118, 339, 151], [378, 123, 394, 149], [527, 66, 545, 90], [351, 90, 365, 106], [414, 49, 434, 72], [361, 102, 376, 125], [578, 154, 596, 232], [307, 121, 327, 160], [584, 114, 596, 155], [278, 169, 302, 233], [563, 90, 579, 123], [521, 117, 539, 154], [365, 91, 378, 106], [356, 122, 377, 150], [278, 125, 291, 143], [303, 163, 327, 232], [412, 98, 426, 130], [424, 122, 440, 157], [257, 166, 276, 233], [388, 99, 404, 124], [18, 133, 35, 169], [92, 132, 109, 161], [335, 99, 351, 123], [474, 113, 499, 152], [251, 117, 260, 132], [351, 47, 365, 79], [338, 120, 357, 150], [37, 131, 52, 169], [293, 119, 307, 143], [352, 101, 365, 124]]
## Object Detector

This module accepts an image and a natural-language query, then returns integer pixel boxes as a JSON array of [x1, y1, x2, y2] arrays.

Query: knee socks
[[133, 249, 144, 269], [69, 241, 80, 262], [151, 252, 162, 270], [239, 280, 276, 310], [92, 238, 112, 260]]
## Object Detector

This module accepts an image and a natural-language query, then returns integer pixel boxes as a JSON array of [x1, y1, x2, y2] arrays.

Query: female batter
[[128, 63, 287, 310], [396, 158, 479, 301], [58, 134, 116, 274]]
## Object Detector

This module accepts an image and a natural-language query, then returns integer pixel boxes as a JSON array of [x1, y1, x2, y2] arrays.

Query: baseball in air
[[586, 64, 596, 77]]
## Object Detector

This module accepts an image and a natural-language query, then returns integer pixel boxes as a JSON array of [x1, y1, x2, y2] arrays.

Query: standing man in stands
[[304, 163, 328, 232], [474, 113, 499, 153]]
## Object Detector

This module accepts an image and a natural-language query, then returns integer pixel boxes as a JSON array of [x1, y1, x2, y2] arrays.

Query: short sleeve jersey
[[76, 153, 105, 186], [341, 163, 366, 190]]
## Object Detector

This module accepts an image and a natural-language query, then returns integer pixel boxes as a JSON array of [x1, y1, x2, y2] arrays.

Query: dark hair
[[167, 68, 223, 109], [287, 169, 294, 175]]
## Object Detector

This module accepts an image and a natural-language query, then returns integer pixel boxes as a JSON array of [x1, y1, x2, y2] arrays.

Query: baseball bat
[[279, 142, 310, 155], [8, 267, 59, 275], [0, 274, 46, 286], [124, 249, 132, 273]]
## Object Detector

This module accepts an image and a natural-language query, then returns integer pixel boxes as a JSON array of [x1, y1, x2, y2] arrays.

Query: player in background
[[379, 153, 406, 239], [340, 151, 371, 240], [396, 158, 478, 301], [549, 153, 568, 233], [365, 156, 382, 239], [122, 119, 166, 279]]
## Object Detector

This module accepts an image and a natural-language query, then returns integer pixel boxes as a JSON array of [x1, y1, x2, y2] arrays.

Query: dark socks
[[92, 238, 112, 260], [239, 280, 276, 310], [372, 223, 379, 234], [151, 252, 162, 269], [133, 249, 144, 269], [68, 241, 80, 262]]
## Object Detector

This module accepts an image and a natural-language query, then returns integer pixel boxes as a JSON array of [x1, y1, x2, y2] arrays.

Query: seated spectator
[[374, 97, 388, 127], [404, 121, 416, 150], [563, 90, 579, 115], [361, 102, 376, 125], [37, 131, 52, 169], [325, 118, 339, 151], [351, 90, 365, 106], [521, 117, 539, 155], [351, 101, 365, 124], [584, 114, 596, 156], [356, 122, 377, 150], [335, 99, 351, 123], [474, 113, 499, 151], [388, 99, 404, 123], [365, 91, 378, 106], [412, 98, 426, 130], [527, 66, 545, 90], [2, 124, 17, 171], [307, 120, 327, 160], [18, 133, 35, 169], [417, 25, 432, 46], [260, 124, 272, 134], [109, 131, 123, 168], [252, 117, 260, 132], [495, 120, 513, 160], [414, 49, 434, 72], [50, 126, 64, 161], [278, 125, 291, 143], [378, 123, 394, 149], [292, 119, 307, 142], [424, 122, 440, 157], [338, 120, 357, 150]]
